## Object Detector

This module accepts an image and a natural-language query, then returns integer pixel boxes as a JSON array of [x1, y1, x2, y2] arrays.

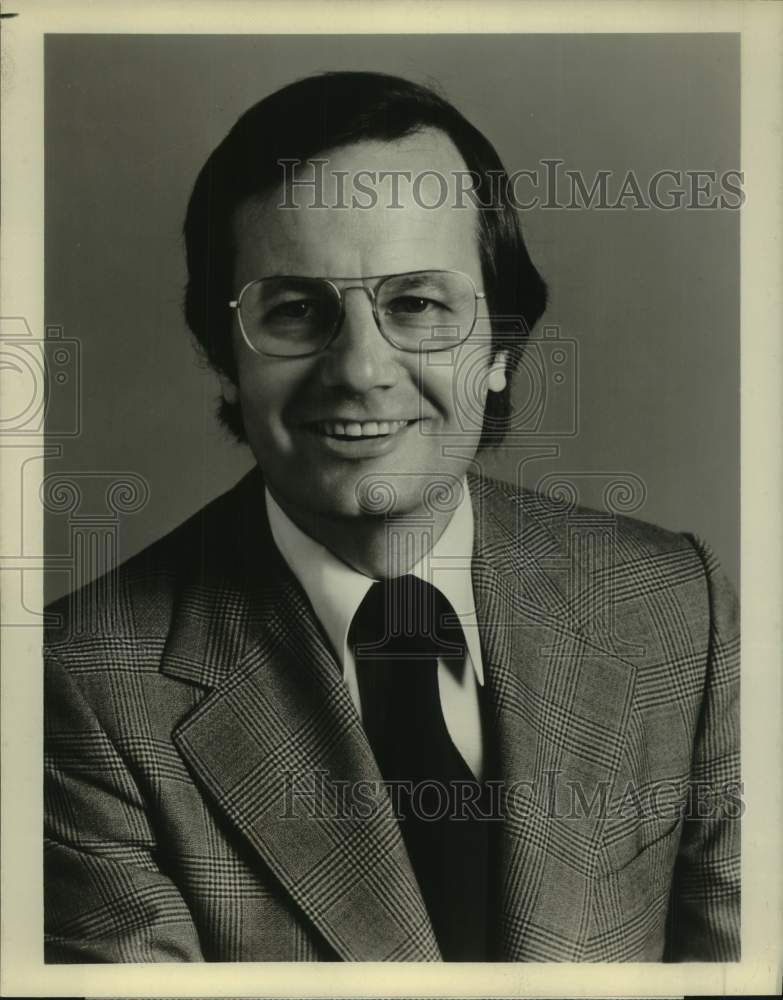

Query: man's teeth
[[319, 419, 409, 437]]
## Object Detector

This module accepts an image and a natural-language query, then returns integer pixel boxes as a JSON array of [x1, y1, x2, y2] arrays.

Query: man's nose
[[318, 287, 400, 393]]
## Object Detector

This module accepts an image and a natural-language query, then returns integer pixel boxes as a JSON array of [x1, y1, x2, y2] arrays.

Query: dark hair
[[183, 71, 547, 447]]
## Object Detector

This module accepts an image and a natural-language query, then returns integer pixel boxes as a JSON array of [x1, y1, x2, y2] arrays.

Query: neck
[[266, 488, 456, 579]]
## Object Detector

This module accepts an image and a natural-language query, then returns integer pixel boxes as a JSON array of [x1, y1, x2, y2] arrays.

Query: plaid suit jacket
[[44, 470, 740, 962]]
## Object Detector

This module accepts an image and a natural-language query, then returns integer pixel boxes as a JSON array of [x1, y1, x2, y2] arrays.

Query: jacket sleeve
[[44, 652, 204, 963], [665, 536, 741, 961]]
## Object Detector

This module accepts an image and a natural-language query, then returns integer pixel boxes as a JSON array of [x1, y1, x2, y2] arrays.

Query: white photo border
[[1, 1, 781, 996]]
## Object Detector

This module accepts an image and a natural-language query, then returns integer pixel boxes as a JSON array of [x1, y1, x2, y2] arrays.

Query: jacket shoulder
[[471, 474, 737, 690], [471, 472, 700, 561], [469, 473, 728, 631], [44, 469, 263, 652]]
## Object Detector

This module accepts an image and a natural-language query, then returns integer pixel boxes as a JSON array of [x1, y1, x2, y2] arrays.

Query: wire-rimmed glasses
[[228, 269, 486, 359]]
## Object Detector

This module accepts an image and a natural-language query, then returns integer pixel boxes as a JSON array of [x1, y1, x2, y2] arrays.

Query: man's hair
[[183, 71, 547, 447]]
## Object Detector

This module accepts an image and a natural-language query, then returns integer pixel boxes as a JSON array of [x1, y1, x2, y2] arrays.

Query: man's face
[[227, 130, 503, 522]]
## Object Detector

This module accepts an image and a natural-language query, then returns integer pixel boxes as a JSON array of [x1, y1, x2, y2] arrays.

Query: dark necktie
[[349, 574, 491, 960]]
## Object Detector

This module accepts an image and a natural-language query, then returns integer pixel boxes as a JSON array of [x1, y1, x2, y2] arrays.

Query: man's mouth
[[311, 419, 414, 440]]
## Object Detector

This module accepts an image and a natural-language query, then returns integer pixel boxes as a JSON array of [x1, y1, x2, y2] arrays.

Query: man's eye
[[266, 299, 316, 321], [385, 295, 439, 315]]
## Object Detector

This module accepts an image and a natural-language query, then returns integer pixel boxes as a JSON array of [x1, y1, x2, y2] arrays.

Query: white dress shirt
[[265, 483, 486, 779]]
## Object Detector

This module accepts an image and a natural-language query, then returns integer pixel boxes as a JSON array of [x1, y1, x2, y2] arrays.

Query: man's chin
[[282, 471, 462, 523]]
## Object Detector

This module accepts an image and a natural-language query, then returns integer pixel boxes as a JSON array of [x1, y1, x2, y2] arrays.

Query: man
[[44, 71, 740, 962]]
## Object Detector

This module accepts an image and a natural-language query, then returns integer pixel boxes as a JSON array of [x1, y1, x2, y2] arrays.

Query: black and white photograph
[[1, 1, 781, 996]]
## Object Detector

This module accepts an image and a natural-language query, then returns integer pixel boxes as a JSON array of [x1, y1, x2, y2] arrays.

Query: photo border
[[2, 1, 781, 996]]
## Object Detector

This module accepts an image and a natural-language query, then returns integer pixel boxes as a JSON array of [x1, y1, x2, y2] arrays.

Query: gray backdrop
[[44, 34, 740, 600]]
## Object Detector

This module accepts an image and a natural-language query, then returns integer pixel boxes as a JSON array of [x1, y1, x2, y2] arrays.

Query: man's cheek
[[253, 413, 294, 455], [237, 390, 282, 452]]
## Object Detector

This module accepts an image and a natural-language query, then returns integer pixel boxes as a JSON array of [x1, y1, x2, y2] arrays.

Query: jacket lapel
[[470, 478, 638, 961], [159, 470, 637, 962], [162, 471, 439, 961]]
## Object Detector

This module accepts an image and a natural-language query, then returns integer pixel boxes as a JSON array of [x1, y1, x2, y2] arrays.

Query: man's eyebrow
[[389, 271, 450, 289], [258, 271, 454, 286]]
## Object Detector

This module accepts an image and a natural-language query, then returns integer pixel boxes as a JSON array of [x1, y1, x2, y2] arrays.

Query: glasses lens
[[238, 277, 339, 356], [376, 271, 478, 351]]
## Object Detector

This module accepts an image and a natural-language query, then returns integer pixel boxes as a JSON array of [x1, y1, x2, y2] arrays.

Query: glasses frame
[[228, 268, 486, 359]]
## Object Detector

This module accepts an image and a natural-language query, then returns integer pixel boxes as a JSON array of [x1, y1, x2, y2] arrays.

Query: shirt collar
[[265, 481, 484, 686]]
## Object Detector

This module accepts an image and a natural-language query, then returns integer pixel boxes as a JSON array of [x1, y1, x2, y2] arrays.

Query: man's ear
[[218, 372, 239, 406], [487, 350, 509, 393]]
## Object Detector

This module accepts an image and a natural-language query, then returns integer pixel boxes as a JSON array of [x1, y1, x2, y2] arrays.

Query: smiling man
[[223, 130, 505, 575], [44, 72, 740, 963]]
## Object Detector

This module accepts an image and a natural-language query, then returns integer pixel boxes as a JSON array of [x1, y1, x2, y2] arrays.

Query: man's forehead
[[232, 130, 482, 279], [315, 128, 469, 182]]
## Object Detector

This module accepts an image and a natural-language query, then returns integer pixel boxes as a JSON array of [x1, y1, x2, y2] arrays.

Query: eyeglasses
[[228, 269, 485, 358]]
